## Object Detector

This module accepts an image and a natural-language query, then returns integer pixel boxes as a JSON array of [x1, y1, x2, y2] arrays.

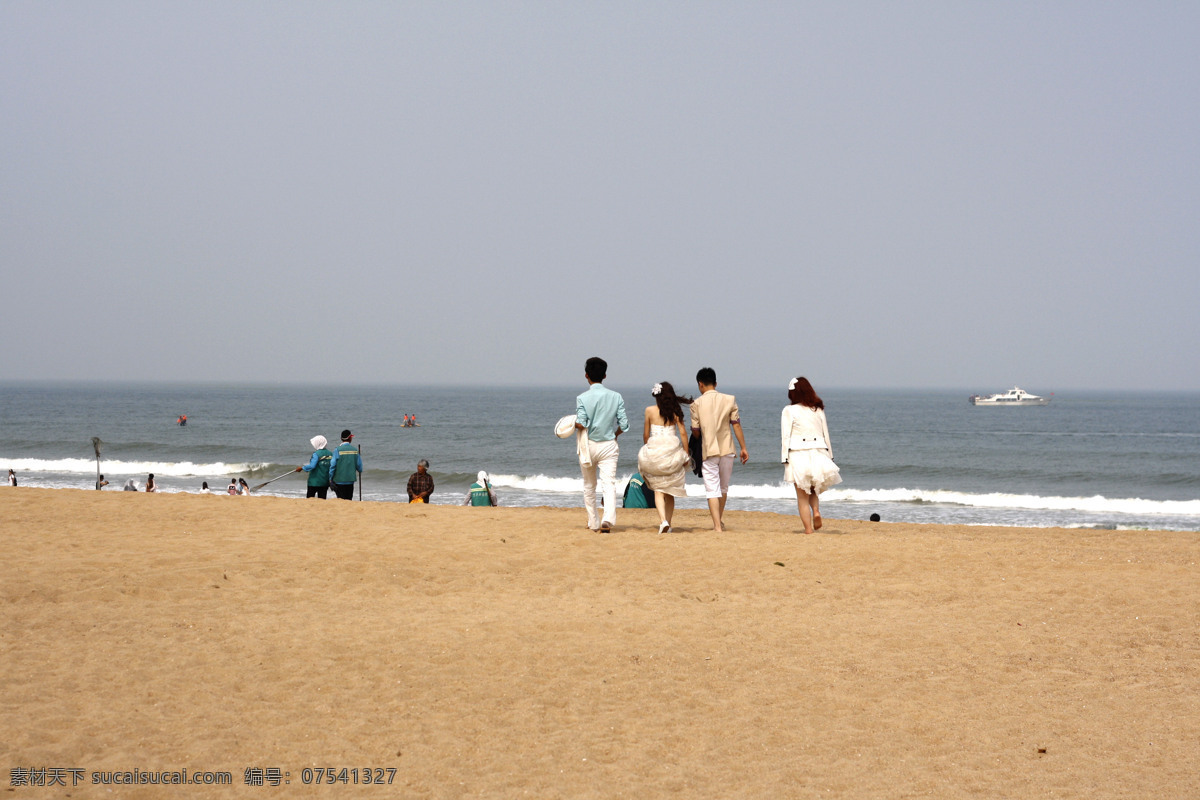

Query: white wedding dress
[[637, 424, 689, 497]]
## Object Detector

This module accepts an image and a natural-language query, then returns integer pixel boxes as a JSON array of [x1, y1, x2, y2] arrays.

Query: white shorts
[[701, 454, 735, 499]]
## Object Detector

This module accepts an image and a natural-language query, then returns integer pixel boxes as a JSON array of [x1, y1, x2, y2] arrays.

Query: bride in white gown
[[637, 381, 693, 533]]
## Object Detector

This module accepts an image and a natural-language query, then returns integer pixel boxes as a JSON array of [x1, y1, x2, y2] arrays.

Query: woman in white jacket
[[781, 377, 841, 533]]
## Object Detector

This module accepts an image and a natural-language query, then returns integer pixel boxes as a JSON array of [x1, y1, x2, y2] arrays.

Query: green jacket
[[468, 482, 495, 506], [304, 448, 333, 487], [622, 473, 654, 508], [330, 442, 361, 485]]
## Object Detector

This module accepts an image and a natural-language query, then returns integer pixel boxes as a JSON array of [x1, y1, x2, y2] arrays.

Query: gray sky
[[4, 2, 1198, 391]]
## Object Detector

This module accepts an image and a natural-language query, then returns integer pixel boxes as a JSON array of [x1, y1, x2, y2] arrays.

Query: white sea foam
[[0, 457, 260, 477], [488, 474, 583, 493], [486, 473, 1199, 517], [824, 487, 1200, 517]]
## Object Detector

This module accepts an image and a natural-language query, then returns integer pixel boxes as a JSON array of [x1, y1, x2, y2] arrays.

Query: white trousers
[[701, 454, 735, 499], [581, 439, 619, 528]]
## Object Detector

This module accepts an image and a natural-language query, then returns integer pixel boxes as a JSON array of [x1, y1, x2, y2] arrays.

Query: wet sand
[[2, 487, 1197, 798]]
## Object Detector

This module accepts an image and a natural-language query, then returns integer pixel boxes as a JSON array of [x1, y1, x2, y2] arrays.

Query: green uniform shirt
[[331, 442, 360, 484]]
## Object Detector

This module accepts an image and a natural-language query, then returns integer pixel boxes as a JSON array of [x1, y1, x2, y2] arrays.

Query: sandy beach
[[2, 487, 1197, 798]]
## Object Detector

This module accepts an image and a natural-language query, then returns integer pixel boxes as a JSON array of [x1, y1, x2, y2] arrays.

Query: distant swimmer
[[8, 469, 17, 486], [177, 414, 188, 426]]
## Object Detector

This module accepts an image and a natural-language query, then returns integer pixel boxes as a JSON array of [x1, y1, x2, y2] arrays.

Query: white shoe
[[658, 521, 670, 534]]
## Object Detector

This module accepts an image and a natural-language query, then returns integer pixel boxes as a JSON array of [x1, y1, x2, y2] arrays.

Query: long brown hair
[[787, 377, 824, 410], [653, 381, 693, 425]]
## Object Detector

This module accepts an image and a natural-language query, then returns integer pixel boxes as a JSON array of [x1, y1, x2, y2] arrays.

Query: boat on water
[[969, 386, 1050, 406]]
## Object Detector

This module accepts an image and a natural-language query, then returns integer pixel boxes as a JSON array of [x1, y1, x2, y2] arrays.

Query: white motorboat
[[969, 386, 1049, 406]]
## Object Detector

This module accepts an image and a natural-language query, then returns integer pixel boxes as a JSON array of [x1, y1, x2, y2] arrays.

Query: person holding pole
[[295, 435, 333, 499], [328, 429, 362, 500]]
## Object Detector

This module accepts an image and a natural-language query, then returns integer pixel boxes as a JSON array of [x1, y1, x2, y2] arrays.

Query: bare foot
[[813, 514, 823, 531]]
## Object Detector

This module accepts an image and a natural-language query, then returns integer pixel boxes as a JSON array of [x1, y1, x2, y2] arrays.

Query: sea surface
[[2, 382, 1199, 532]]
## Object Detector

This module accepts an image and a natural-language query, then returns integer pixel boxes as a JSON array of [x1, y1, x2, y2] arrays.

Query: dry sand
[[2, 487, 1197, 798]]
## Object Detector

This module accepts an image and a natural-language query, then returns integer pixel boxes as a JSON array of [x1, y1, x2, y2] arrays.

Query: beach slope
[[2, 488, 1197, 798]]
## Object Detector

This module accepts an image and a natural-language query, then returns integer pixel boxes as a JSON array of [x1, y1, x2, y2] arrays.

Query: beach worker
[[95, 474, 109, 490], [177, 414, 187, 426], [411, 414, 419, 427], [637, 381, 693, 533], [226, 479, 238, 495], [782, 377, 841, 534], [465, 470, 497, 506], [7, 469, 15, 486], [238, 477, 251, 495], [404, 414, 412, 427], [621, 472, 655, 509], [123, 478, 138, 491], [328, 429, 362, 500], [575, 356, 629, 532], [407, 459, 434, 503], [145, 473, 158, 493], [295, 435, 333, 499], [690, 367, 748, 532]]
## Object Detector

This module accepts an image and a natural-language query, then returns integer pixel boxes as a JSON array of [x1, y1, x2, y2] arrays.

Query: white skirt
[[785, 450, 842, 494], [638, 431, 689, 498]]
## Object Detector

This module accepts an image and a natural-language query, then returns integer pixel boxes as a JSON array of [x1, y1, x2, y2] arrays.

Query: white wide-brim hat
[[554, 415, 576, 439]]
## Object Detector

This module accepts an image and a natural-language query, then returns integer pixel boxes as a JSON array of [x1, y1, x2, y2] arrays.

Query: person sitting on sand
[[465, 470, 497, 506], [407, 459, 434, 503]]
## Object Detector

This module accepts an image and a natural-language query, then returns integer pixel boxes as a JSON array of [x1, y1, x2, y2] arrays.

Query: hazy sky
[[4, 2, 1198, 391]]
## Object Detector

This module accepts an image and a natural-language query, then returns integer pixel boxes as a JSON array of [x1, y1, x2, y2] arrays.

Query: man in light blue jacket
[[575, 356, 628, 531]]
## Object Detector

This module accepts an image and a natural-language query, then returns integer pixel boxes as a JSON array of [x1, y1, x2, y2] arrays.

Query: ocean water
[[2, 382, 1198, 532]]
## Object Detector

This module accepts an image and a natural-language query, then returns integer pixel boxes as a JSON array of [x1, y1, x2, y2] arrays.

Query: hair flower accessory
[[651, 383, 663, 396], [788, 378, 799, 391]]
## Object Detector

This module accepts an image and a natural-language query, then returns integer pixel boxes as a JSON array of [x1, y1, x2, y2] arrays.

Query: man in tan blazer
[[690, 367, 749, 532]]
